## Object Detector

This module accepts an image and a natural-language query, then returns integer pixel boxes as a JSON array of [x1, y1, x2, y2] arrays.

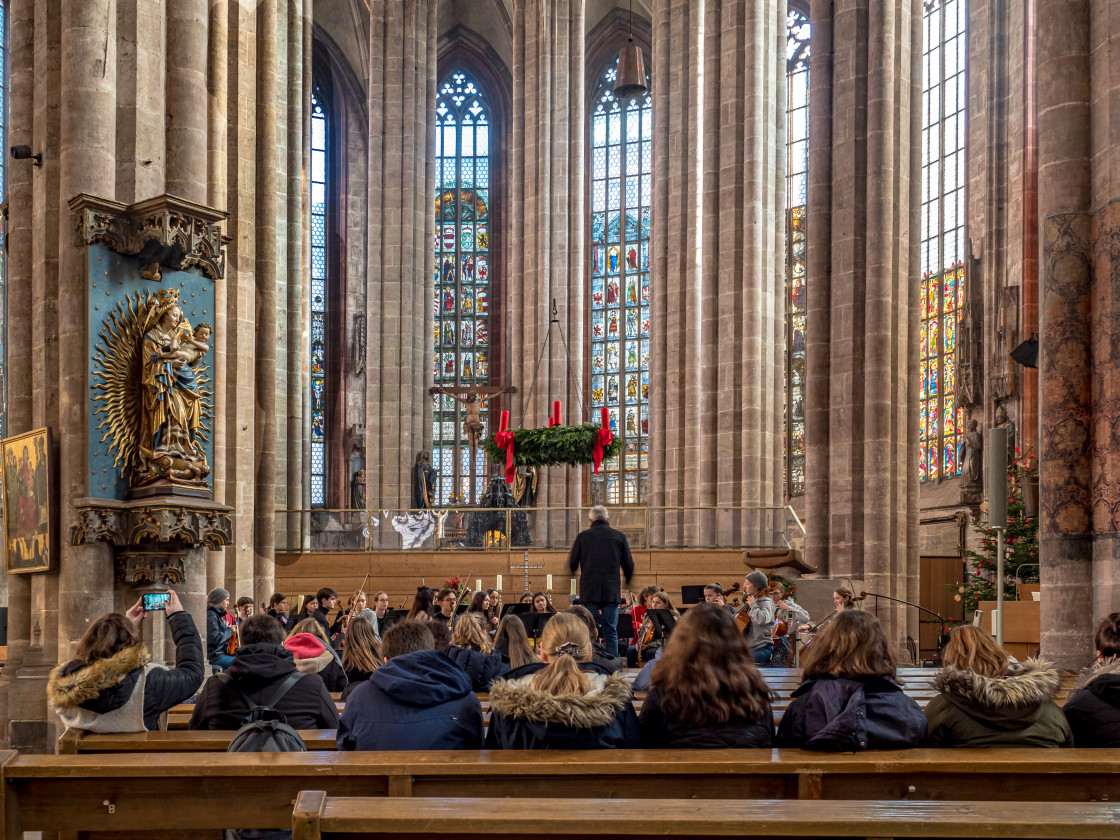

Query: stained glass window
[[919, 0, 966, 482], [310, 86, 328, 506], [589, 61, 651, 505], [433, 71, 493, 506], [785, 8, 809, 497]]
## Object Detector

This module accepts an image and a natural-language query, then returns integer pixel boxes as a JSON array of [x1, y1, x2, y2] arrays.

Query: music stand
[[501, 603, 531, 618], [645, 608, 677, 640], [680, 585, 707, 605], [616, 614, 635, 644], [455, 604, 470, 615], [516, 611, 552, 640], [378, 609, 408, 633]]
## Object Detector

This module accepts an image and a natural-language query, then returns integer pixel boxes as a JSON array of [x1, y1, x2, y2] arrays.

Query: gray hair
[[589, 505, 609, 522]]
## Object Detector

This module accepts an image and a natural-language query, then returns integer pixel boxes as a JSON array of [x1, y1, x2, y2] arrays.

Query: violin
[[226, 625, 239, 656], [732, 585, 771, 634]]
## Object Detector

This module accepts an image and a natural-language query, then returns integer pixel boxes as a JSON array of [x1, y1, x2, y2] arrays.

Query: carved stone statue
[[351, 468, 366, 510], [413, 450, 437, 509], [994, 404, 1017, 468], [961, 419, 983, 486]]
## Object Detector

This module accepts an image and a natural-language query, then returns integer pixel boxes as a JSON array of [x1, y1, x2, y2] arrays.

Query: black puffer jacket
[[484, 662, 640, 749], [205, 604, 233, 664], [639, 684, 773, 748], [48, 611, 204, 732], [776, 674, 926, 751], [1065, 657, 1120, 747], [925, 659, 1073, 748], [569, 519, 635, 604], [188, 642, 339, 730], [442, 644, 509, 692]]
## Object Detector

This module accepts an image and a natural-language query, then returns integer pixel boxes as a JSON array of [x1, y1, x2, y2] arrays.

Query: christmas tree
[[952, 449, 1039, 615]]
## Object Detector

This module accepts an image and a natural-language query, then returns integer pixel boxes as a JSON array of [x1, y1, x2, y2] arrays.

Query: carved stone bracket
[[116, 551, 187, 586], [69, 192, 230, 280], [70, 497, 234, 551]]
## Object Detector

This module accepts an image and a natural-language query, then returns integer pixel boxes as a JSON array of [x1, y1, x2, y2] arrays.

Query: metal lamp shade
[[613, 44, 648, 99]]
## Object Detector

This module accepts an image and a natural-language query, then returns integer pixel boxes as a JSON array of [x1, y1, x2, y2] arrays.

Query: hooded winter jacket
[[284, 632, 348, 692], [1064, 657, 1120, 747], [442, 644, 509, 692], [484, 663, 641, 749], [206, 603, 233, 664], [776, 674, 926, 751], [924, 659, 1073, 748], [639, 684, 774, 748], [337, 648, 484, 750], [48, 611, 204, 733], [188, 642, 340, 730]]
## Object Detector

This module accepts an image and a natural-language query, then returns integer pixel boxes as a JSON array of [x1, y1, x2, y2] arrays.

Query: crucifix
[[509, 549, 542, 595], [430, 385, 516, 504]]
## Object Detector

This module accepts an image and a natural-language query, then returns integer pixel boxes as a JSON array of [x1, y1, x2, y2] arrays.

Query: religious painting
[[3, 427, 55, 574]]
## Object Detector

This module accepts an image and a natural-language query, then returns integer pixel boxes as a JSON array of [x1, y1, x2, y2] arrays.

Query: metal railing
[[275, 505, 805, 553]]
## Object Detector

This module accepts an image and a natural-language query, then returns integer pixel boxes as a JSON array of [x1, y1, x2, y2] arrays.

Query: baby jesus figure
[[168, 323, 212, 369]]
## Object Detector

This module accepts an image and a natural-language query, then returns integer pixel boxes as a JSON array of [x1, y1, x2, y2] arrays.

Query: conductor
[[569, 505, 634, 657]]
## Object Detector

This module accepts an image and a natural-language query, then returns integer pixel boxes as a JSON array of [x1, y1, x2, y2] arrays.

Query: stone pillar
[[803, 0, 922, 643], [1036, 0, 1092, 666], [649, 0, 785, 546], [506, 0, 586, 527], [166, 0, 209, 203], [365, 0, 437, 508]]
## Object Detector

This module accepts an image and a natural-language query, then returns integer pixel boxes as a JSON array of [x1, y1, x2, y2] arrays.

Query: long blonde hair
[[531, 613, 591, 696], [340, 616, 382, 674], [495, 614, 538, 669], [942, 625, 1010, 678], [450, 612, 492, 653]]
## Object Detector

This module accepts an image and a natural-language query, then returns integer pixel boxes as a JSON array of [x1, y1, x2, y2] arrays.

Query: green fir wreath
[[482, 423, 623, 468]]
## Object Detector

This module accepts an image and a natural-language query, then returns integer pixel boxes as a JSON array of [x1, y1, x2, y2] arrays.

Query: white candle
[[546, 574, 553, 590], [476, 579, 482, 593], [570, 578, 577, 596], [496, 574, 503, 591]]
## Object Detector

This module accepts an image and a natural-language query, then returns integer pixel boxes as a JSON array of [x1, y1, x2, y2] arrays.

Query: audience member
[[48, 590, 203, 732], [776, 610, 925, 750], [1064, 613, 1120, 747], [432, 588, 461, 630], [284, 617, 348, 692], [494, 614, 539, 669], [924, 625, 1072, 748], [428, 619, 451, 651], [205, 587, 235, 671], [640, 603, 773, 748], [189, 613, 339, 730], [444, 612, 509, 691], [312, 587, 338, 636], [266, 593, 290, 631], [340, 616, 382, 701], [407, 586, 435, 623], [566, 605, 625, 673], [485, 612, 640, 749], [337, 620, 484, 750]]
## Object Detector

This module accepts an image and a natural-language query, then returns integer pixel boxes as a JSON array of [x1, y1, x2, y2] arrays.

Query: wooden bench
[[291, 793, 1120, 840], [7, 749, 1120, 836]]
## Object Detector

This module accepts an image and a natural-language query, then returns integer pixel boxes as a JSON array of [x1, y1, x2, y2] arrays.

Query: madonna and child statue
[[93, 286, 214, 496]]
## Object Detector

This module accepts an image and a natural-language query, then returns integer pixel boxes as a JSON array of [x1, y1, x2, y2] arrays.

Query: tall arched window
[[0, 0, 8, 440], [310, 85, 329, 506], [589, 62, 651, 506], [919, 0, 966, 482], [433, 71, 493, 506], [785, 6, 809, 497]]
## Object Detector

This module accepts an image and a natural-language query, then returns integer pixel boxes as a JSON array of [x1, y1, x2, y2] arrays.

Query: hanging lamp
[[613, 0, 648, 99]]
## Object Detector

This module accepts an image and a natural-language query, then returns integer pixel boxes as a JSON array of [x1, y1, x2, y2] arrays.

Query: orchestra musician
[[739, 571, 776, 665]]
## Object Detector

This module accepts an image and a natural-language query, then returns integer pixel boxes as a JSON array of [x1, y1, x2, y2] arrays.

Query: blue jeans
[[211, 653, 235, 673], [586, 602, 620, 657], [752, 645, 773, 665]]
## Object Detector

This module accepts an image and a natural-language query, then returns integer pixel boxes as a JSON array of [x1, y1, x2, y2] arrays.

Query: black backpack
[[218, 671, 308, 840]]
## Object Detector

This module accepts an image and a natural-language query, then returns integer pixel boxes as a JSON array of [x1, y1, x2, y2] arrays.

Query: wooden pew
[[291, 792, 1120, 840], [7, 748, 1120, 837]]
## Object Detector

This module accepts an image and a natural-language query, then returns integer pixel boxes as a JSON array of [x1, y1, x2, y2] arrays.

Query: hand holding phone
[[142, 592, 171, 611]]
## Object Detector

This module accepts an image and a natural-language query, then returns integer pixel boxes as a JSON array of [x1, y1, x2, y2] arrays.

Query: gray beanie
[[208, 587, 230, 604], [745, 571, 769, 591]]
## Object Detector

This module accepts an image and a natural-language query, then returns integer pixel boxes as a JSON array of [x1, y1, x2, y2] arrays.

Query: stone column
[[649, 0, 785, 546], [1036, 0, 1091, 665], [507, 0, 586, 527], [803, 0, 922, 643], [166, 0, 209, 203], [365, 0, 437, 508]]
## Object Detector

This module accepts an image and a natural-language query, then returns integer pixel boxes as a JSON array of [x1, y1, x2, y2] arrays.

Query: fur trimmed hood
[[47, 644, 149, 710], [487, 669, 632, 729], [1078, 655, 1120, 689], [933, 658, 1061, 711]]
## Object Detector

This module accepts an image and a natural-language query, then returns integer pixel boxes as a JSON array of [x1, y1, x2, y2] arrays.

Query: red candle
[[552, 400, 561, 426], [499, 410, 509, 432], [600, 406, 609, 428]]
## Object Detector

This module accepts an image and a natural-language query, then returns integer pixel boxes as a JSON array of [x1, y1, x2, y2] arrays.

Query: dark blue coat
[[776, 674, 926, 751], [569, 520, 634, 604], [337, 649, 484, 750], [443, 644, 509, 692], [1063, 659, 1120, 747]]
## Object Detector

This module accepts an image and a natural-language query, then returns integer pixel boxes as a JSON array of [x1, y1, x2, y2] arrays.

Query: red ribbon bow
[[494, 430, 516, 483], [592, 428, 614, 474]]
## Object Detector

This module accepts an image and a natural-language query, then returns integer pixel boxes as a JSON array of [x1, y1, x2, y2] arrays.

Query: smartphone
[[142, 592, 170, 611]]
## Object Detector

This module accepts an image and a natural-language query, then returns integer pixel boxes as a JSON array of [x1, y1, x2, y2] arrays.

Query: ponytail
[[529, 612, 592, 696], [530, 652, 591, 695]]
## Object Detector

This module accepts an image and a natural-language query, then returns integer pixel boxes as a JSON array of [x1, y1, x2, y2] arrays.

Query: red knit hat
[[283, 632, 326, 660]]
